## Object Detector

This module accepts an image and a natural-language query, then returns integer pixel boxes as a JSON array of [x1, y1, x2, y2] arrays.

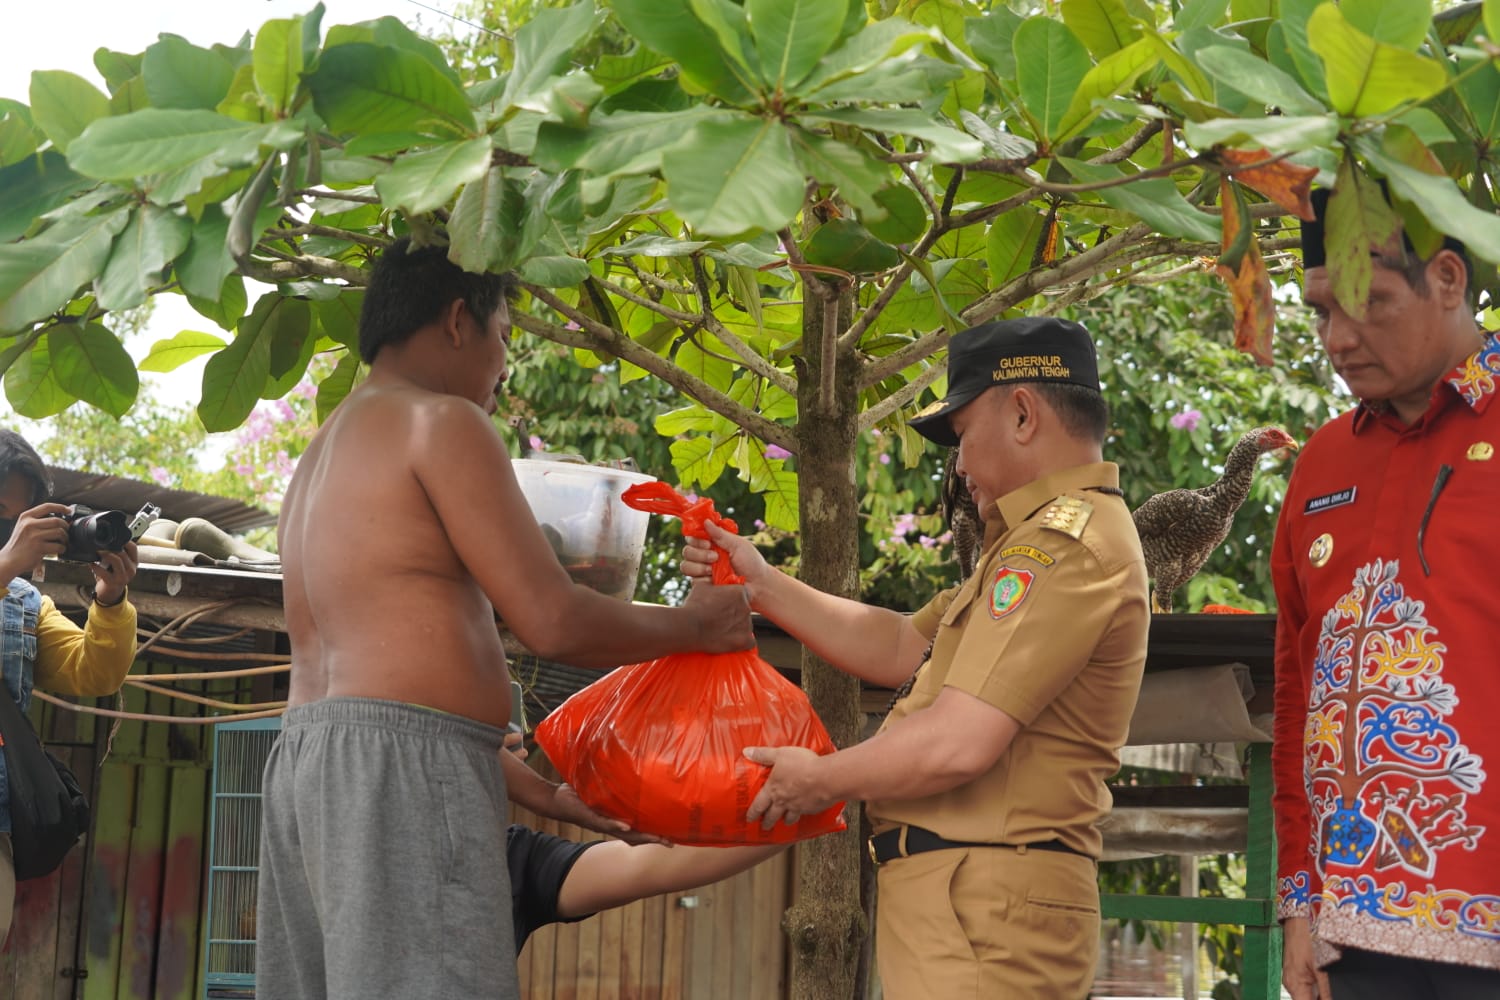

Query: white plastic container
[[511, 458, 655, 602]]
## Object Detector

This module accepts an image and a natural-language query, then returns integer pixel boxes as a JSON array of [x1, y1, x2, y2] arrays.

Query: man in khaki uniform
[[684, 317, 1150, 998]]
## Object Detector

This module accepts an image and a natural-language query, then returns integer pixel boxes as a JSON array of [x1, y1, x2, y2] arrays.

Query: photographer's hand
[[0, 502, 70, 580], [92, 542, 138, 607]]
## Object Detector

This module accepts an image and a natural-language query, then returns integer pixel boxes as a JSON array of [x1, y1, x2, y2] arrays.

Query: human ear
[[1429, 250, 1468, 308], [444, 298, 467, 347]]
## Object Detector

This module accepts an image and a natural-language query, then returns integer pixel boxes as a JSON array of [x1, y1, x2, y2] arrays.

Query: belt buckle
[[867, 837, 879, 866]]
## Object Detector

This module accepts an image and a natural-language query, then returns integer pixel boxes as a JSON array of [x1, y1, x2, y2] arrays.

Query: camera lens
[[69, 510, 131, 555]]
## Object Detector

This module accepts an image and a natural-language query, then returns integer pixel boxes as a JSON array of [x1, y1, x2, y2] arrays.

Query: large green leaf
[[261, 296, 313, 380], [1362, 143, 1500, 265], [374, 137, 492, 215], [1175, 0, 1231, 30], [1488, 0, 1500, 50], [142, 34, 236, 110], [687, 0, 761, 89], [198, 302, 274, 431], [175, 208, 237, 301], [675, 336, 736, 391], [861, 184, 928, 244], [519, 255, 592, 287], [140, 329, 227, 372], [1061, 0, 1142, 58], [314, 293, 363, 352], [1307, 3, 1447, 118], [611, 0, 757, 104], [0, 209, 128, 334], [253, 17, 307, 116], [0, 104, 41, 167], [1183, 114, 1339, 152], [308, 43, 476, 138], [803, 219, 900, 273], [1055, 36, 1160, 141], [661, 117, 804, 235], [536, 107, 736, 175], [68, 110, 300, 180], [788, 127, 888, 216], [670, 435, 731, 488], [187, 274, 248, 332], [28, 71, 110, 154], [0, 152, 89, 243], [800, 18, 936, 94], [986, 208, 1050, 288], [1340, 0, 1432, 50], [3, 335, 72, 418], [48, 322, 138, 416], [1324, 156, 1402, 318], [1058, 157, 1221, 242], [96, 204, 194, 312], [1194, 45, 1325, 115], [749, 0, 849, 90], [316, 350, 363, 422], [93, 48, 144, 94], [1455, 57, 1500, 143], [501, 2, 602, 111], [965, 6, 1025, 81], [1012, 17, 1092, 143], [448, 165, 531, 274], [802, 108, 982, 163], [802, 54, 964, 105]]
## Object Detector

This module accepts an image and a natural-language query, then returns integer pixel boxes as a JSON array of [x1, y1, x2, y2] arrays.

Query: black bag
[[0, 688, 90, 881]]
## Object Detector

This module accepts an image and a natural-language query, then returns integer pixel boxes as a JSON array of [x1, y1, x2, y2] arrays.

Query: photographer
[[0, 429, 137, 945]]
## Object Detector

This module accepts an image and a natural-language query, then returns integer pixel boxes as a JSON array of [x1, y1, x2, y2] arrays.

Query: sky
[[0, 0, 462, 429]]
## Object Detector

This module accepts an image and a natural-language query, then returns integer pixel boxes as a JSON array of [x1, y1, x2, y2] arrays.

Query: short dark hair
[[1377, 246, 1474, 308], [358, 237, 516, 363], [1011, 382, 1110, 444], [0, 429, 52, 506]]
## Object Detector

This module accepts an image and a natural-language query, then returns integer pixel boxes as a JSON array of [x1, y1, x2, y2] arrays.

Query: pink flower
[[754, 519, 767, 531], [528, 435, 545, 452], [879, 453, 891, 465], [149, 467, 171, 486], [1170, 409, 1202, 431], [918, 535, 938, 549], [764, 444, 792, 460], [892, 513, 919, 540]]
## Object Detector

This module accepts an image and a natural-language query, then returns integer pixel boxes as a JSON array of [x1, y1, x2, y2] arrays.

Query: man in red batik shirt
[[1272, 186, 1500, 999]]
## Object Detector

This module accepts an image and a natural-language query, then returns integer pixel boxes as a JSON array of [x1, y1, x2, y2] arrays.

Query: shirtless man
[[255, 237, 754, 1000]]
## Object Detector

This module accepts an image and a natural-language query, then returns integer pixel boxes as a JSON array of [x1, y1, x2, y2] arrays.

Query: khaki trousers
[[875, 844, 1099, 1000], [1, 834, 13, 948]]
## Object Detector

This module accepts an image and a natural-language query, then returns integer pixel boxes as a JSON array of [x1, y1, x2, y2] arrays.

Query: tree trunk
[[785, 290, 867, 1000]]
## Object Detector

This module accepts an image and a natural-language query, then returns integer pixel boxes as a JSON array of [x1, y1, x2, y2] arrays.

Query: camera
[[57, 502, 160, 563]]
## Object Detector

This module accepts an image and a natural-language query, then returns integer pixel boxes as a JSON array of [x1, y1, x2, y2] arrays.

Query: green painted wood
[[154, 758, 208, 1000], [80, 761, 136, 1000], [1241, 741, 1282, 1000], [115, 690, 171, 1000]]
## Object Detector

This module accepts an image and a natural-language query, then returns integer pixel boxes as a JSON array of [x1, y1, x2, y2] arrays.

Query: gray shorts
[[255, 698, 519, 1000]]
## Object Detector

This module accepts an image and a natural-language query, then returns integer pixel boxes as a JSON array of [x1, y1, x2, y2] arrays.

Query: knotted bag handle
[[622, 481, 744, 587]]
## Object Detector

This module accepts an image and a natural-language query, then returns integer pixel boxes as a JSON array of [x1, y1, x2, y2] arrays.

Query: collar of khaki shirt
[[980, 461, 1121, 548]]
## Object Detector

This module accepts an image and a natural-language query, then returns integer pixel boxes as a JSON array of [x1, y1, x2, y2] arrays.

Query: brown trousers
[[875, 844, 1099, 1000]]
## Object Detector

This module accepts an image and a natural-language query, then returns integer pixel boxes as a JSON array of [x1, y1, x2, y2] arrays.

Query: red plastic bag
[[533, 482, 847, 846]]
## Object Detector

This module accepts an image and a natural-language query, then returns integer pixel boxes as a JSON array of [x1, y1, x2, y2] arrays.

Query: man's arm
[[34, 594, 137, 697], [745, 687, 1021, 825], [684, 520, 929, 688], [412, 398, 753, 665], [555, 841, 785, 920]]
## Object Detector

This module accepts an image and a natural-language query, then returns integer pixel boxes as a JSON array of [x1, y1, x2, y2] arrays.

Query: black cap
[[1302, 186, 1467, 269], [908, 317, 1100, 447]]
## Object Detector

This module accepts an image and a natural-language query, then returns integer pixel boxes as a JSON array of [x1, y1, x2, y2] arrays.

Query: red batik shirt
[[1271, 334, 1500, 970]]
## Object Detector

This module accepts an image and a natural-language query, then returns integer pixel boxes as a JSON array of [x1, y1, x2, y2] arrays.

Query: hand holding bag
[[0, 687, 90, 881], [535, 482, 846, 846]]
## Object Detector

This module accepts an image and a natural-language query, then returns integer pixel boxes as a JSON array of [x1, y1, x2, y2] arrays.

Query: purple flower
[[918, 534, 938, 549], [1170, 409, 1202, 431], [149, 466, 171, 486], [754, 519, 767, 531], [528, 434, 545, 452], [892, 513, 919, 539], [879, 453, 891, 466], [764, 444, 792, 460]]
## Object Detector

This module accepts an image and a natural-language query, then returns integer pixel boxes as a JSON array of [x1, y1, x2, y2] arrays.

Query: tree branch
[[275, 223, 389, 248], [688, 257, 798, 395], [294, 187, 381, 205], [238, 254, 369, 286], [1088, 120, 1164, 164], [856, 361, 945, 433], [517, 286, 794, 451], [967, 153, 1212, 196]]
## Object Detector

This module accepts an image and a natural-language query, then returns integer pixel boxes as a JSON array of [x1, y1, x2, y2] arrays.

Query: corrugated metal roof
[[47, 465, 276, 534]]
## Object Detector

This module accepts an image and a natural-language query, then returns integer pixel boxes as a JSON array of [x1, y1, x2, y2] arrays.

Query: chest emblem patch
[[1304, 487, 1356, 515], [989, 567, 1035, 619], [1308, 533, 1333, 568]]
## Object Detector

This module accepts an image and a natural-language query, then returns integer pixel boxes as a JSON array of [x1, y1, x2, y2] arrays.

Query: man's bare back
[[279, 260, 753, 731]]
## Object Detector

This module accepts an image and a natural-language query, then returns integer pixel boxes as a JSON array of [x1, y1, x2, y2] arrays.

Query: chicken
[[942, 448, 983, 579], [1132, 426, 1298, 613]]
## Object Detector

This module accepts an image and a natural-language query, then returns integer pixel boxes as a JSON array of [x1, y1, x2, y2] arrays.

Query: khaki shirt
[[867, 462, 1148, 858]]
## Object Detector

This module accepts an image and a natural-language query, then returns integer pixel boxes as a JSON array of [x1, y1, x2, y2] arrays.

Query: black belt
[[868, 825, 1088, 865]]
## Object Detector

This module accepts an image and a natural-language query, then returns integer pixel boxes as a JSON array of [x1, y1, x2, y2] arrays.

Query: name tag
[[1304, 487, 1356, 515]]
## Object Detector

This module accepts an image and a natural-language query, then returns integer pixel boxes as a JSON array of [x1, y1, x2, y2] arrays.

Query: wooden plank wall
[[514, 758, 793, 1000], [0, 662, 213, 1000]]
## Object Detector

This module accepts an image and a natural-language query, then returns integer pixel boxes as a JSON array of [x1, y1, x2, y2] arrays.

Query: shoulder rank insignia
[[1037, 495, 1093, 539]]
